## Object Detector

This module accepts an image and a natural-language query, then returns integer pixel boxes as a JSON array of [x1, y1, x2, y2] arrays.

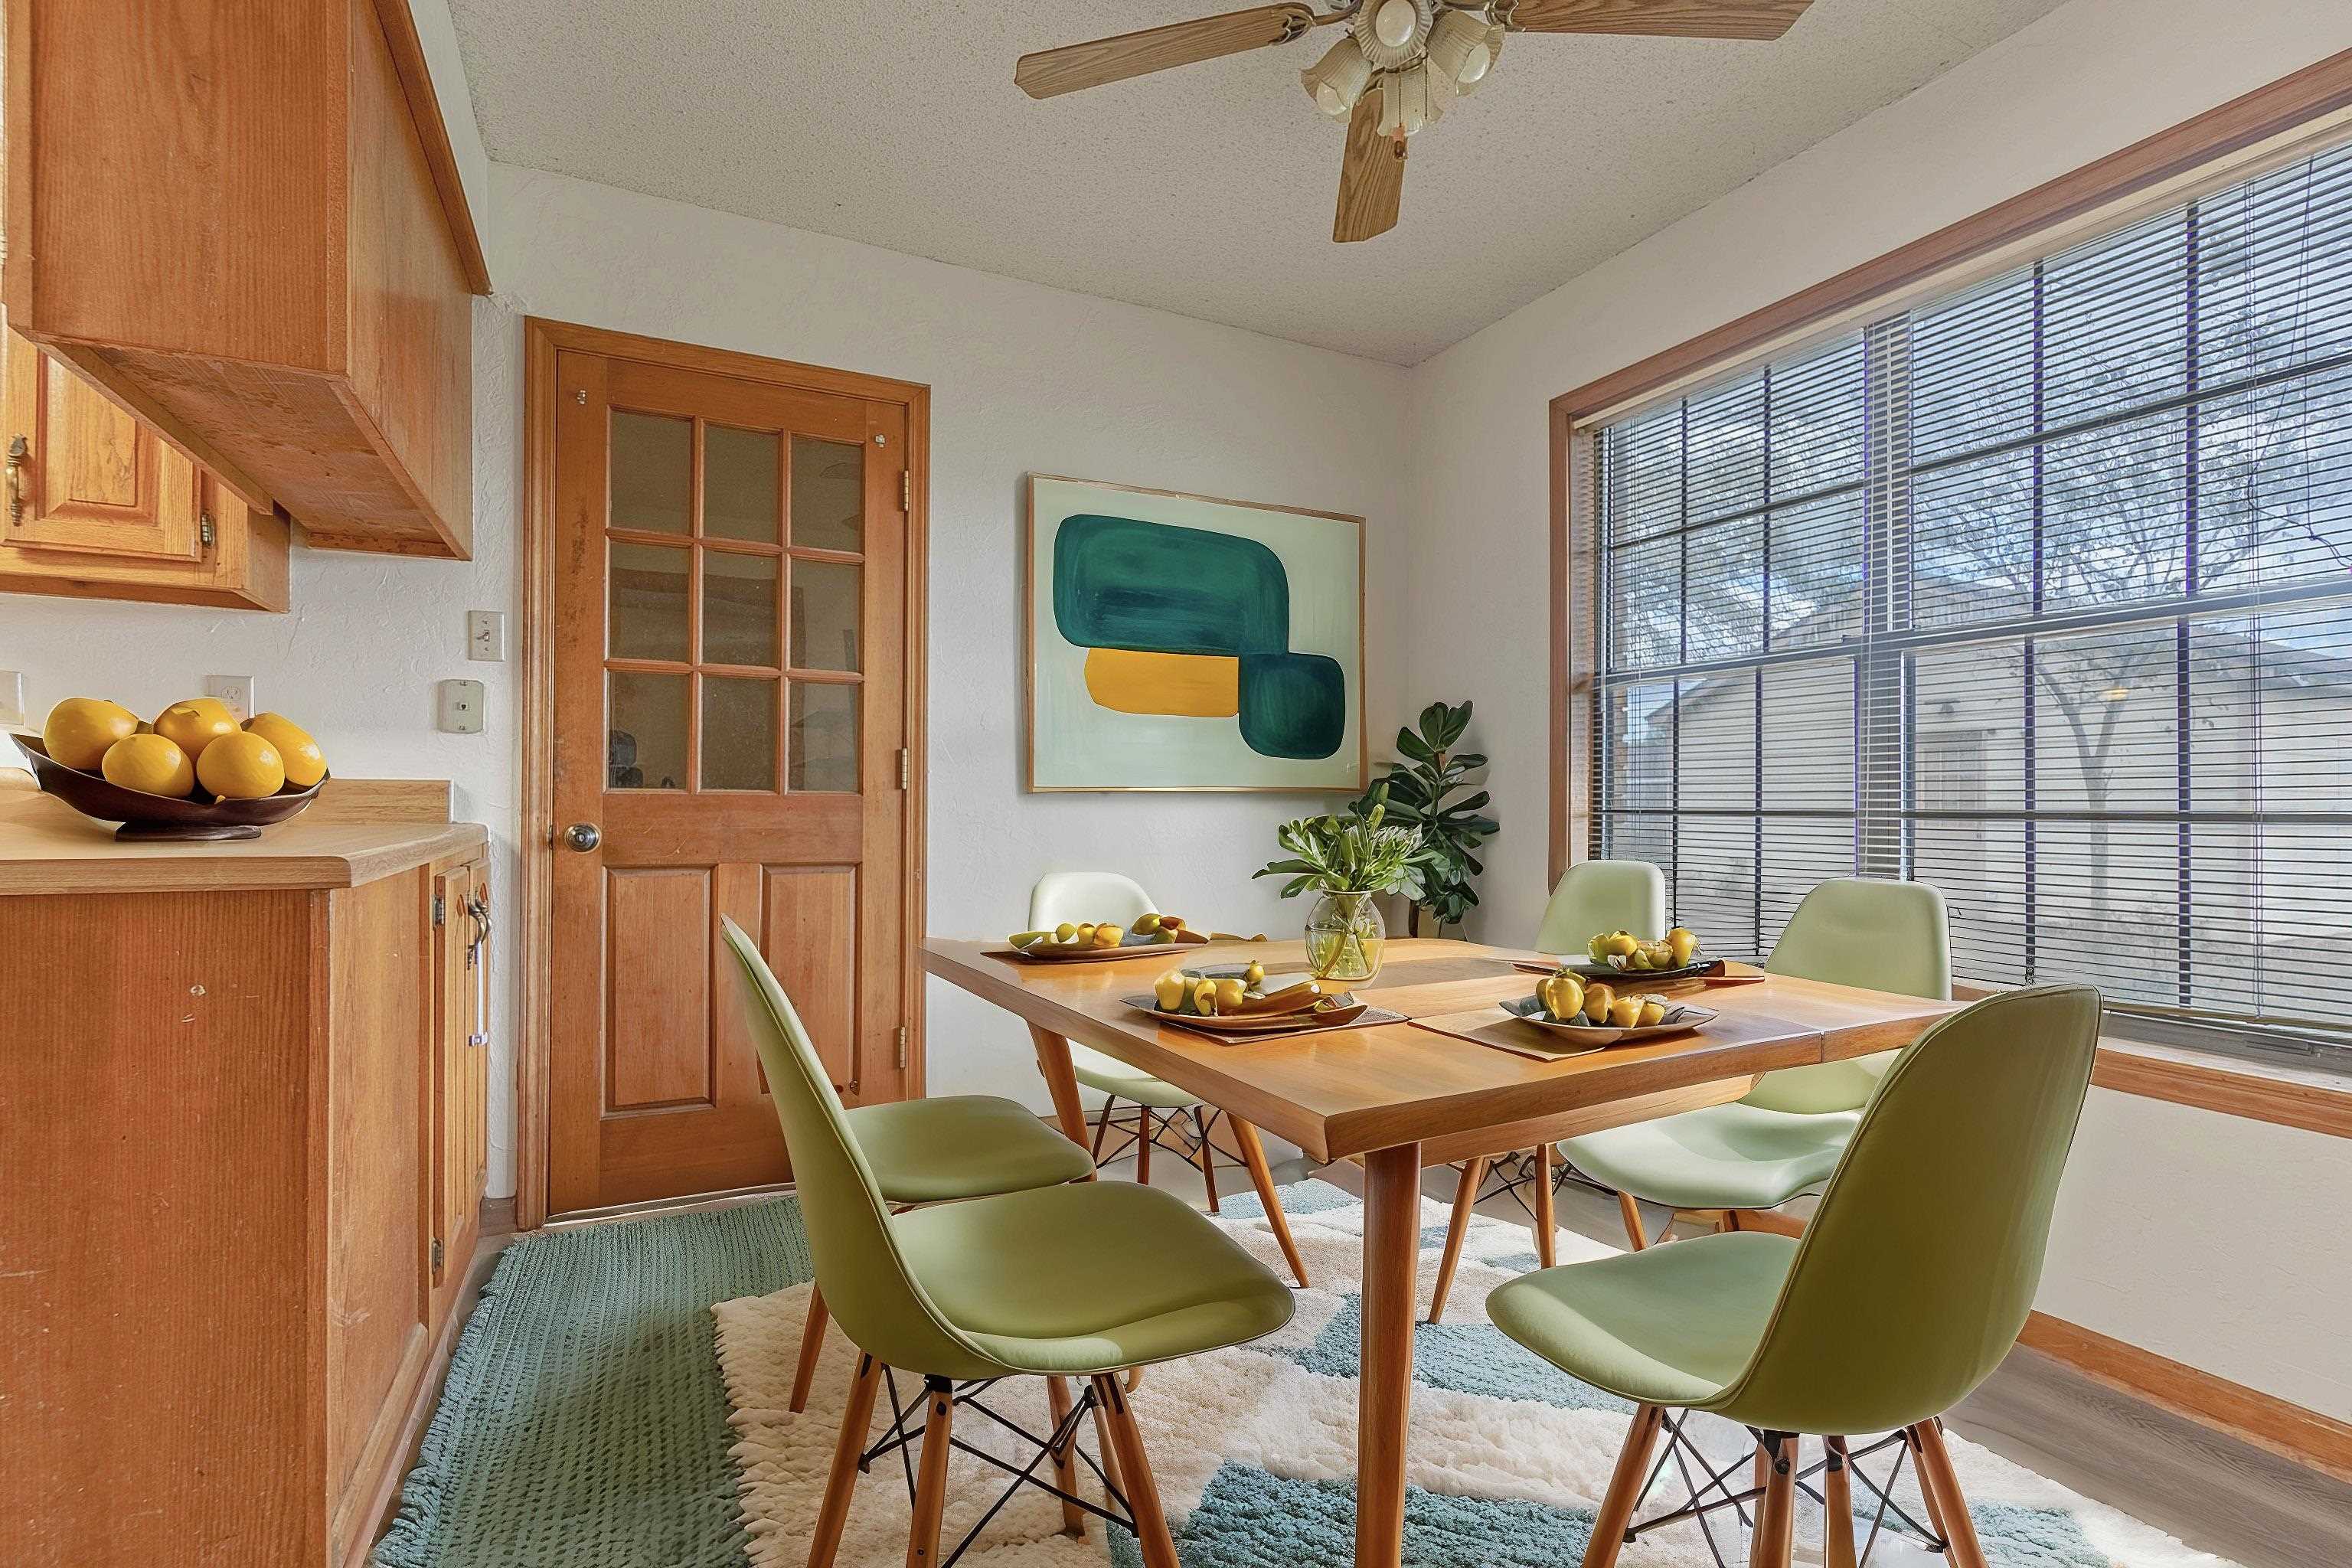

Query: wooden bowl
[[10, 730, 326, 841]]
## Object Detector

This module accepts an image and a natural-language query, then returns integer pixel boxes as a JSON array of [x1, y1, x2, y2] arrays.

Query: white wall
[[1397, 0, 2352, 1419]]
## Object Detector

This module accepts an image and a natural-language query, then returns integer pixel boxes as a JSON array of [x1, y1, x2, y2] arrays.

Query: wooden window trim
[[1547, 52, 2352, 1135]]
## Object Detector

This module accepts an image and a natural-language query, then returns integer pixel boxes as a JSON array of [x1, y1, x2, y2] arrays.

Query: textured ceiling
[[449, 0, 2068, 364]]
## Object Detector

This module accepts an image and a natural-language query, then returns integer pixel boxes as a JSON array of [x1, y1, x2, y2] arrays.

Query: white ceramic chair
[[1028, 871, 1308, 1286]]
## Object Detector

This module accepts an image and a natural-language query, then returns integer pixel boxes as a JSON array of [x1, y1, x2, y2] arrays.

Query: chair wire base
[[864, 1367, 1135, 1568], [1092, 1099, 1243, 1206], [1624, 1416, 1948, 1568]]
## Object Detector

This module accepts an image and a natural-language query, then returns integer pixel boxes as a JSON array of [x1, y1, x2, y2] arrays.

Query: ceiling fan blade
[[1015, 4, 1316, 99], [1334, 92, 1405, 243], [1506, 0, 1811, 39]]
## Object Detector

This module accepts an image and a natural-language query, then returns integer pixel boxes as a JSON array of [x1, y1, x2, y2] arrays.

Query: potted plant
[[1255, 786, 1421, 982], [1359, 701, 1498, 936]]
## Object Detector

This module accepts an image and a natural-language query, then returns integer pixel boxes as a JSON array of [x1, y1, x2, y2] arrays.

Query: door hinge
[[900, 470, 910, 509], [895, 1025, 909, 1070], [897, 747, 910, 789], [198, 511, 216, 550], [432, 892, 446, 926], [430, 1236, 446, 1280]]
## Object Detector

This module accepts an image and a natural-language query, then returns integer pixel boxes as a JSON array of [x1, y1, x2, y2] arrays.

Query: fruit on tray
[[1584, 926, 1704, 972], [34, 695, 330, 802], [1152, 967, 1323, 1018], [1537, 968, 1673, 1029], [1535, 971, 1585, 1024], [1008, 913, 1195, 952]]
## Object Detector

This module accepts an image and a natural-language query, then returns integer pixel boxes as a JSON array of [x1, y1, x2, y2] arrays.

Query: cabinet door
[[0, 328, 291, 609], [429, 859, 488, 1329], [3, 328, 201, 560]]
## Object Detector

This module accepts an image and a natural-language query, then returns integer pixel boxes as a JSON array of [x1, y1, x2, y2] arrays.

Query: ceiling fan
[[1016, 2, 1812, 242]]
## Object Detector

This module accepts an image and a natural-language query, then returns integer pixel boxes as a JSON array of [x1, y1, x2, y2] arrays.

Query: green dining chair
[[1561, 877, 1951, 1250], [782, 1086, 1097, 1413], [720, 917, 1295, 1568], [1028, 871, 1311, 1288], [1427, 860, 1666, 1323], [1488, 983, 2100, 1568]]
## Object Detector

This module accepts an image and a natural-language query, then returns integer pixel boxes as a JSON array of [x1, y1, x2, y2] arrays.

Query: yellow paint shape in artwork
[[1083, 647, 1242, 717]]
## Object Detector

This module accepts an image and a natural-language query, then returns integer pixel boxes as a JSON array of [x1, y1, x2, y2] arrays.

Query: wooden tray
[[983, 929, 1211, 963]]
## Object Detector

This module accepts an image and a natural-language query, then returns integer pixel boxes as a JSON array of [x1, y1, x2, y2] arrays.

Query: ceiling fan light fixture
[[1354, 0, 1432, 70], [1377, 65, 1436, 138], [1300, 35, 1374, 118], [1426, 8, 1493, 91]]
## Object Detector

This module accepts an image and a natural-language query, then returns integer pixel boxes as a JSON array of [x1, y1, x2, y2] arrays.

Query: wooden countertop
[[0, 774, 487, 894]]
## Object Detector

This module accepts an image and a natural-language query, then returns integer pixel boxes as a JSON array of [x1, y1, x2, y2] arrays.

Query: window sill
[[2087, 1039, 2352, 1141]]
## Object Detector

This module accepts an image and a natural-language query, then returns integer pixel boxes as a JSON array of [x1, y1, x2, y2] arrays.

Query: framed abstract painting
[[1025, 473, 1366, 792]]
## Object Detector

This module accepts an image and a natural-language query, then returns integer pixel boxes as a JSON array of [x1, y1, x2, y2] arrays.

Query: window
[[1588, 142, 2352, 1060]]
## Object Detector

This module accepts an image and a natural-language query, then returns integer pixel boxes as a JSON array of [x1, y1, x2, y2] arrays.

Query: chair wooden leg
[[1822, 1437, 1858, 1568], [1751, 1432, 1797, 1568], [1533, 1143, 1557, 1269], [808, 1353, 881, 1568], [1091, 1096, 1118, 1163], [1580, 1403, 1666, 1568], [1746, 1441, 1770, 1568], [1426, 1155, 1487, 1325], [1194, 1107, 1220, 1213], [906, 1377, 956, 1568], [789, 1285, 830, 1414], [1615, 1190, 1650, 1250], [1134, 1106, 1154, 1185], [1091, 1373, 1180, 1568], [1909, 1420, 1991, 1568], [1230, 1116, 1309, 1289], [1044, 1375, 1087, 1537]]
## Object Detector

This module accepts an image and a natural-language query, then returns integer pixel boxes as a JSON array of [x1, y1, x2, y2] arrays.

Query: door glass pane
[[609, 542, 691, 662], [791, 436, 864, 551], [701, 550, 779, 668], [790, 559, 861, 671], [610, 412, 691, 534], [608, 671, 688, 789], [789, 683, 859, 792], [702, 676, 779, 791], [706, 426, 780, 543]]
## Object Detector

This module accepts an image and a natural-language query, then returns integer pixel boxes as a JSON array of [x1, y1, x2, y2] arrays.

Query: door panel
[[548, 341, 916, 1214]]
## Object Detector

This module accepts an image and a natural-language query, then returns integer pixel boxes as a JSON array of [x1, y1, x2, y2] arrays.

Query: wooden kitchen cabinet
[[0, 327, 289, 609], [2, 0, 479, 559], [0, 784, 491, 1568]]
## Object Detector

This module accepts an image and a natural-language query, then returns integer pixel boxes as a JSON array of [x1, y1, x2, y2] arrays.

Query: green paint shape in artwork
[[1052, 514, 1289, 656], [1239, 652, 1347, 760]]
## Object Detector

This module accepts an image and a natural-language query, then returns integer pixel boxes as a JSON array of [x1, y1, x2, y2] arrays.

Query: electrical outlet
[[436, 678, 485, 735], [0, 671, 24, 727], [467, 609, 505, 662], [202, 675, 256, 722]]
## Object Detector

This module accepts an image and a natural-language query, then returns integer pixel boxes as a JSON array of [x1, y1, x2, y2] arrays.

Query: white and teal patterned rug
[[714, 1181, 2237, 1568]]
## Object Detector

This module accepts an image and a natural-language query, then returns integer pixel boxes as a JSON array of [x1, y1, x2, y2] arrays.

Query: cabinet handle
[[5, 435, 25, 522]]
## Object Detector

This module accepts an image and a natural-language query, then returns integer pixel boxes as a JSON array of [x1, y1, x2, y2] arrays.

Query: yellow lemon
[[195, 731, 285, 799], [155, 697, 240, 760], [100, 734, 196, 798], [41, 697, 139, 771], [243, 712, 326, 788]]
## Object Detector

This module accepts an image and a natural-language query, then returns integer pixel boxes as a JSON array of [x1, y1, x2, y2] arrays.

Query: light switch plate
[[203, 675, 256, 722], [436, 678, 485, 735], [467, 609, 505, 662], [0, 671, 24, 727]]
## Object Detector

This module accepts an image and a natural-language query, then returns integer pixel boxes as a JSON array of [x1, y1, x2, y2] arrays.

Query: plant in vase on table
[[1254, 786, 1420, 982]]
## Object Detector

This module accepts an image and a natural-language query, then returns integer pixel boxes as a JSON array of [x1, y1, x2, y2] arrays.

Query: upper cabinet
[[2, 0, 483, 560], [0, 327, 289, 610]]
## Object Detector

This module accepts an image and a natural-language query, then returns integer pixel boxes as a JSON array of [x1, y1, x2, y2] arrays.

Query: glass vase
[[1303, 890, 1387, 983]]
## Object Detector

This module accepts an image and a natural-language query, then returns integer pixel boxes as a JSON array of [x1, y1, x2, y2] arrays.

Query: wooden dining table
[[923, 935, 1959, 1568]]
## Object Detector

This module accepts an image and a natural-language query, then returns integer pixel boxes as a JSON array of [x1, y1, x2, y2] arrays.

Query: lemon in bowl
[[195, 731, 286, 799], [154, 697, 241, 760], [41, 697, 139, 771], [100, 734, 197, 798], [243, 712, 327, 789]]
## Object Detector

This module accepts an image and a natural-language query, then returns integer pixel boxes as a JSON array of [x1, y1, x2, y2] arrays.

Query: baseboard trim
[[2014, 1312, 2352, 1487]]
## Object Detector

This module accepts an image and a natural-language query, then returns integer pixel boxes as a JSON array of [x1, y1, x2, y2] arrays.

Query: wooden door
[[547, 346, 916, 1214]]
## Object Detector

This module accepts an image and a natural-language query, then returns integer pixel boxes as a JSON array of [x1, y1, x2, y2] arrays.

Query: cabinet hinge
[[198, 511, 216, 550], [430, 1236, 446, 1280], [895, 1025, 909, 1070], [897, 747, 910, 789], [432, 893, 446, 926], [900, 470, 910, 509]]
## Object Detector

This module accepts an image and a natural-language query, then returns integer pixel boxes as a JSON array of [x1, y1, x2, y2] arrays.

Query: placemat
[[1158, 1004, 1410, 1046], [1407, 1005, 1615, 1062]]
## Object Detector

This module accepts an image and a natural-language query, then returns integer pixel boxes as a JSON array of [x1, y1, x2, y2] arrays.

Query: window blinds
[[1591, 142, 2352, 1050]]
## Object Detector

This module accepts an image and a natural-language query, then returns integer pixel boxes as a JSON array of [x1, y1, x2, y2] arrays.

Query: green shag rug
[[371, 1200, 812, 1568]]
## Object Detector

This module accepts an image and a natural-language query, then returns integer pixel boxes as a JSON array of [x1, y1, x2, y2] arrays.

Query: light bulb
[[1299, 36, 1374, 119], [1427, 8, 1493, 90], [1372, 0, 1418, 49]]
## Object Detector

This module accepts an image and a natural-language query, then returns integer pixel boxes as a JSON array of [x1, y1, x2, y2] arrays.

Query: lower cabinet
[[0, 847, 491, 1566]]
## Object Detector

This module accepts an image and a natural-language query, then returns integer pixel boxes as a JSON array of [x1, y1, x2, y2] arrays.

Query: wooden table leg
[[1028, 1024, 1096, 1178], [1354, 1142, 1421, 1568], [1230, 1117, 1309, 1289], [1532, 1142, 1557, 1269]]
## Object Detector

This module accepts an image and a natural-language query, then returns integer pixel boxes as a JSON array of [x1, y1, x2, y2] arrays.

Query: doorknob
[[562, 822, 602, 852]]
